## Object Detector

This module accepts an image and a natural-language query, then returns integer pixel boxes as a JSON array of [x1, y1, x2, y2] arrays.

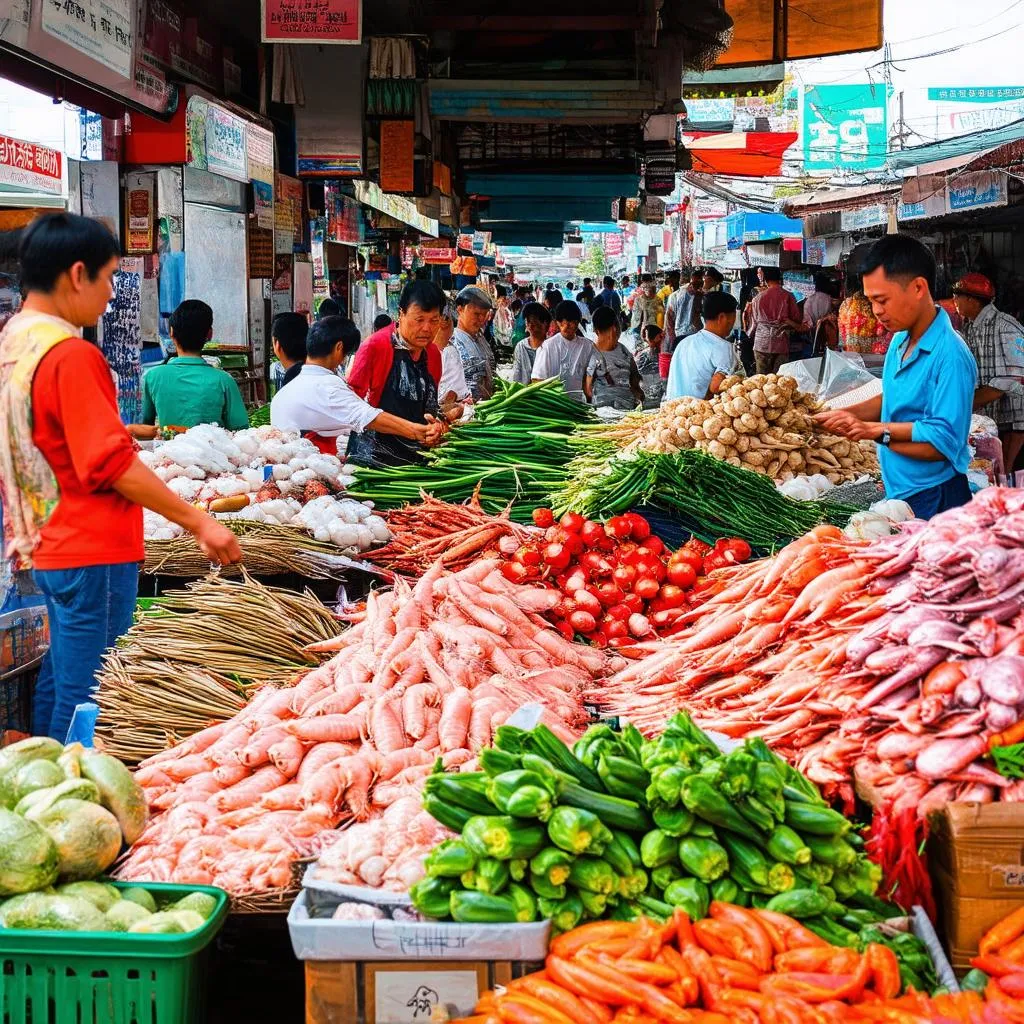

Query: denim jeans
[[32, 562, 138, 741], [905, 473, 973, 521]]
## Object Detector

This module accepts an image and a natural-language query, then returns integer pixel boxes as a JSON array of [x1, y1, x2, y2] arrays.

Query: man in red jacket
[[346, 279, 448, 465], [0, 213, 241, 740]]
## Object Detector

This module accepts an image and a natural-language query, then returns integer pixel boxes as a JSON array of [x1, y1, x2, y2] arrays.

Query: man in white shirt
[[666, 291, 740, 401], [532, 300, 595, 400], [270, 315, 432, 454], [450, 285, 496, 401]]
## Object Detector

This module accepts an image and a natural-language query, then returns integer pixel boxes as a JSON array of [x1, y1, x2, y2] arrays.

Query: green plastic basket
[[1, 881, 228, 1024]]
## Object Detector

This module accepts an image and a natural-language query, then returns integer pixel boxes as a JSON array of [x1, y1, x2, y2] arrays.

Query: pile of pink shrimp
[[115, 559, 610, 895]]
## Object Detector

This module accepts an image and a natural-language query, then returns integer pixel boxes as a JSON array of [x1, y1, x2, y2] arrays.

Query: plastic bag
[[780, 348, 880, 404]]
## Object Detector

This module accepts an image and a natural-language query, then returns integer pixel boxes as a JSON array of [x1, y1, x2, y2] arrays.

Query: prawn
[[286, 710, 366, 744], [378, 747, 432, 781], [370, 699, 405, 755], [303, 685, 364, 717], [438, 688, 473, 751], [267, 735, 307, 777], [211, 762, 250, 787], [212, 765, 289, 812], [400, 683, 435, 739], [260, 783, 304, 810], [295, 742, 356, 784], [240, 725, 290, 768]]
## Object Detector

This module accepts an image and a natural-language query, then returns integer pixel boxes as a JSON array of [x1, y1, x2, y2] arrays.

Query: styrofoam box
[[302, 864, 413, 908], [288, 889, 551, 962]]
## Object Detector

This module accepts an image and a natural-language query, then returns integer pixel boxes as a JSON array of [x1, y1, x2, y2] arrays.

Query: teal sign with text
[[802, 84, 888, 172]]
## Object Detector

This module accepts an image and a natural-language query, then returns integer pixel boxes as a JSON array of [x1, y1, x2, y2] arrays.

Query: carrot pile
[[365, 493, 539, 575], [459, 907, 1023, 1024], [969, 906, 1024, 1014], [116, 560, 606, 895]]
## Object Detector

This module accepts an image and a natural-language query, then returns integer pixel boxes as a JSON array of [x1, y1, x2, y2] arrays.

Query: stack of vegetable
[[457, 906, 964, 1023], [551, 448, 856, 553], [497, 508, 752, 643], [116, 560, 606, 895], [95, 573, 342, 763], [0, 737, 189, 933], [577, 374, 879, 485], [347, 379, 594, 521], [366, 493, 539, 575], [410, 714, 886, 936], [963, 906, 1024, 1007]]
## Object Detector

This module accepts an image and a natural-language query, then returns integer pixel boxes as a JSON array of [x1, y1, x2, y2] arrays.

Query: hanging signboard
[[275, 173, 304, 254], [421, 247, 457, 264], [206, 106, 247, 183], [840, 205, 888, 231], [379, 120, 414, 194], [897, 193, 946, 222], [326, 187, 364, 245], [41, 0, 133, 78], [0, 135, 63, 195], [802, 84, 887, 173], [946, 170, 1007, 214], [261, 0, 361, 43], [124, 172, 155, 253], [354, 180, 438, 236], [246, 123, 275, 229], [928, 86, 1024, 103]]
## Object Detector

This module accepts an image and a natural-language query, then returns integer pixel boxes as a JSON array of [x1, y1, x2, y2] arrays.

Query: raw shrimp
[[378, 747, 432, 781], [240, 725, 290, 768], [401, 683, 436, 739], [261, 784, 304, 810], [370, 700, 405, 755], [268, 735, 307, 777], [438, 688, 473, 751], [295, 742, 356, 784], [303, 684, 363, 717], [286, 711, 366, 743], [212, 766, 289, 812]]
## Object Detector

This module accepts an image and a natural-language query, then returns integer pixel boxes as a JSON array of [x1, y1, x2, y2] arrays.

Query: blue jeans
[[32, 562, 138, 741], [905, 473, 972, 521]]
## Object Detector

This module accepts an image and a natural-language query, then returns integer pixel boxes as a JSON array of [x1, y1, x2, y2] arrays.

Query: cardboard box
[[928, 801, 1024, 971], [305, 959, 524, 1024]]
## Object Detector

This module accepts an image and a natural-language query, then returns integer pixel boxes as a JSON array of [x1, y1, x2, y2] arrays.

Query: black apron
[[347, 337, 438, 467]]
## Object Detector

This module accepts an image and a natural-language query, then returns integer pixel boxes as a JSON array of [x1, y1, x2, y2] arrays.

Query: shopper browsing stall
[[450, 285, 496, 402], [814, 235, 977, 519], [629, 275, 664, 337], [271, 314, 438, 459], [271, 311, 308, 391], [434, 309, 470, 408], [635, 323, 665, 406], [584, 306, 644, 410], [662, 269, 703, 377], [746, 266, 802, 375], [952, 272, 1024, 472], [666, 291, 740, 401], [0, 213, 242, 741], [532, 300, 594, 400], [510, 301, 552, 385], [139, 300, 249, 431]]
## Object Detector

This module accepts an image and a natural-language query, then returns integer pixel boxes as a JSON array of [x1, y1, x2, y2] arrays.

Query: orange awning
[[718, 0, 883, 66]]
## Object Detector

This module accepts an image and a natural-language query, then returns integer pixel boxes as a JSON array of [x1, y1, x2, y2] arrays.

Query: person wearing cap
[[953, 272, 1024, 471], [451, 286, 496, 402]]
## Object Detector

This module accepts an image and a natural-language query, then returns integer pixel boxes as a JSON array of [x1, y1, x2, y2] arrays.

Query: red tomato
[[595, 535, 618, 554], [555, 621, 575, 641], [564, 534, 585, 556], [613, 564, 638, 589], [633, 575, 660, 601], [622, 592, 645, 613], [579, 551, 613, 577], [624, 512, 652, 541], [573, 589, 603, 617], [514, 545, 542, 566], [658, 584, 687, 608], [642, 535, 663, 555], [601, 618, 629, 640], [671, 548, 704, 572], [532, 507, 555, 529], [564, 568, 587, 593], [569, 609, 597, 634], [667, 561, 698, 589], [560, 512, 585, 533], [605, 515, 633, 539], [686, 537, 713, 557], [635, 559, 666, 583], [607, 602, 632, 622], [501, 561, 529, 583], [596, 582, 625, 607], [542, 542, 571, 571], [580, 520, 605, 547]]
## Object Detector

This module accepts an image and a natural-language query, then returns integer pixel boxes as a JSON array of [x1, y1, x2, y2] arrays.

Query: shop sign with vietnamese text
[[206, 106, 247, 183], [803, 84, 887, 173], [261, 0, 360, 42], [0, 135, 63, 195], [41, 0, 133, 78], [947, 170, 1007, 213]]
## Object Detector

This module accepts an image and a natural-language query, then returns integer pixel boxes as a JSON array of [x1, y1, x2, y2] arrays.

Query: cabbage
[[0, 809, 59, 895], [34, 800, 122, 881]]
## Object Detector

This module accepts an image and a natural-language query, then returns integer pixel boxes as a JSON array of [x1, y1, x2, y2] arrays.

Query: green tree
[[575, 241, 607, 282]]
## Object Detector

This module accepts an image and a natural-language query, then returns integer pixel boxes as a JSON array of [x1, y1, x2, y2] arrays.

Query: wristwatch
[[879, 427, 892, 446]]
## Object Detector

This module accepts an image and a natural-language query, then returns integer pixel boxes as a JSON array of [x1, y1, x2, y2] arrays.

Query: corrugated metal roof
[[781, 182, 901, 216]]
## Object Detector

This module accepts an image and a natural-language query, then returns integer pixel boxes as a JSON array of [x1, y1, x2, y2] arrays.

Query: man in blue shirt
[[814, 235, 976, 520]]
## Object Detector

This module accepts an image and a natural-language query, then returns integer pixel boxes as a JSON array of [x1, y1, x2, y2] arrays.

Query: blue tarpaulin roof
[[890, 117, 1024, 170], [726, 212, 803, 250]]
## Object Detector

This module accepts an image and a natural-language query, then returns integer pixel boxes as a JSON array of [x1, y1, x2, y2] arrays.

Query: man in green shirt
[[140, 300, 249, 430]]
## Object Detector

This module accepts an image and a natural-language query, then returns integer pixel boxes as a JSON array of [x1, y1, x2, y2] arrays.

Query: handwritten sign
[[41, 0, 133, 77], [379, 120, 414, 194], [247, 227, 274, 279], [207, 105, 247, 183], [372, 970, 479, 1024], [261, 0, 361, 42], [124, 173, 154, 253], [0, 134, 62, 195]]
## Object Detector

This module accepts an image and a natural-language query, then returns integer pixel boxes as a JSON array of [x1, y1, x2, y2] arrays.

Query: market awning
[[726, 212, 803, 249], [781, 182, 902, 217], [889, 117, 1024, 171], [679, 131, 798, 177]]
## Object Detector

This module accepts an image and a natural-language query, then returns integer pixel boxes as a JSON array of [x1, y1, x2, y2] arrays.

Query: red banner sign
[[0, 135, 62, 194], [421, 247, 457, 264], [261, 0, 361, 42]]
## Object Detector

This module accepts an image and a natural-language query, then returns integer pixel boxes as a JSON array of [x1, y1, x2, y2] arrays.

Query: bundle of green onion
[[550, 448, 857, 553], [346, 379, 594, 521]]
